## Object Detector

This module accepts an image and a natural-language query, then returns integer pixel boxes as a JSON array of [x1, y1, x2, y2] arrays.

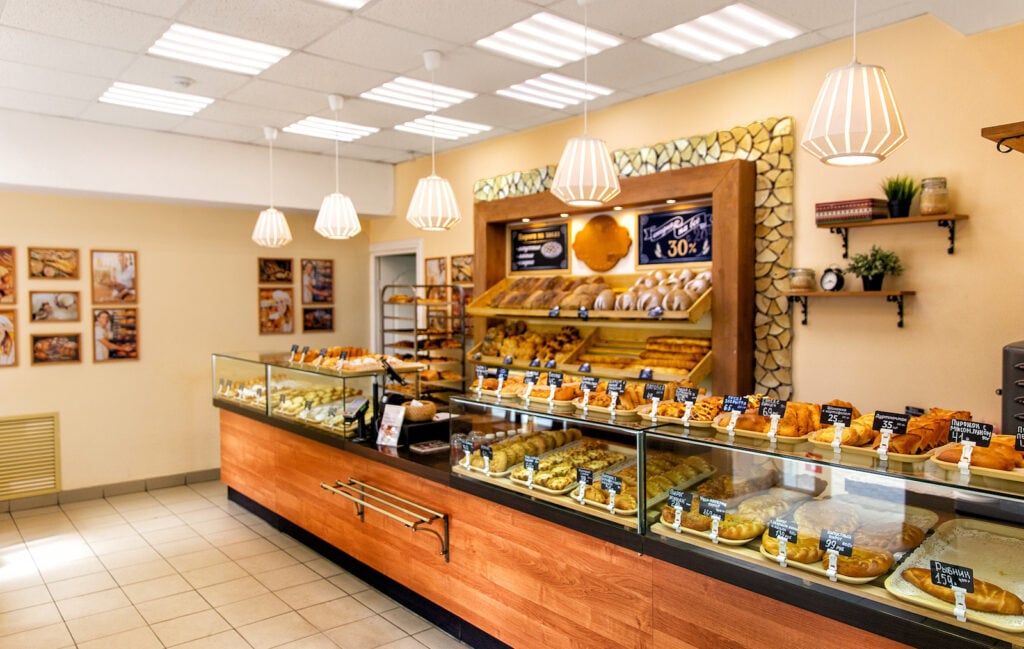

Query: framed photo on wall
[[303, 307, 334, 332], [28, 247, 79, 279], [91, 250, 138, 303], [300, 259, 334, 304], [258, 258, 293, 284], [30, 291, 80, 321], [30, 333, 81, 364], [450, 254, 473, 284], [93, 308, 138, 361], [258, 287, 294, 334], [0, 309, 15, 367], [0, 247, 14, 304], [425, 257, 447, 301]]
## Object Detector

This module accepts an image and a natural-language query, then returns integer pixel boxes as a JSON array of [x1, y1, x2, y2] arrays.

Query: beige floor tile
[[152, 534, 214, 557], [0, 583, 51, 613], [120, 506, 174, 523], [277, 633, 343, 648], [0, 565, 43, 594], [378, 638, 429, 649], [237, 549, 301, 574], [135, 590, 211, 624], [0, 621, 73, 649], [151, 609, 231, 646], [150, 486, 199, 503], [168, 547, 230, 573], [165, 498, 217, 515], [48, 570, 118, 600], [203, 526, 262, 546], [143, 525, 201, 546], [216, 592, 291, 627], [181, 561, 248, 589], [0, 601, 62, 636], [67, 513, 125, 529], [28, 535, 95, 567], [97, 545, 162, 569], [254, 563, 322, 591], [199, 575, 270, 607], [327, 572, 371, 595], [247, 522, 280, 538], [412, 628, 473, 649], [276, 579, 346, 609], [174, 629, 252, 649], [61, 500, 117, 516], [324, 615, 406, 649], [54, 587, 131, 620], [188, 482, 228, 500], [123, 573, 193, 604], [381, 607, 432, 635], [237, 611, 319, 649], [285, 544, 320, 562], [37, 556, 107, 584], [106, 492, 160, 512], [177, 506, 233, 524], [298, 596, 375, 631], [79, 522, 140, 543], [65, 604, 146, 644], [232, 512, 263, 526], [305, 558, 344, 578], [10, 505, 61, 520], [191, 517, 250, 536], [220, 537, 279, 560], [262, 531, 301, 549], [130, 514, 185, 533], [352, 589, 399, 613], [77, 625, 163, 649], [109, 558, 176, 586], [88, 533, 149, 556]]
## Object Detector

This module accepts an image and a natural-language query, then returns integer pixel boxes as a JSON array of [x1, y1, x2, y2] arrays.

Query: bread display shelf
[[808, 438, 934, 471], [930, 453, 1024, 489]]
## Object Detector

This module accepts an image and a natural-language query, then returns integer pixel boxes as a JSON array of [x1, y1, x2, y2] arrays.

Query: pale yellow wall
[[377, 16, 1024, 426], [1, 192, 370, 490]]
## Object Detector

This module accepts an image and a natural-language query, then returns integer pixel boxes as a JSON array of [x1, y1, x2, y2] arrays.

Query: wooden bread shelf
[[981, 121, 1024, 154], [819, 214, 968, 257], [785, 290, 916, 328]]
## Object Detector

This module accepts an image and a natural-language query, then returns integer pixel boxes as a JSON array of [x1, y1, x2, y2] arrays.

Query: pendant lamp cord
[[582, 1, 590, 136], [268, 134, 275, 209], [430, 67, 437, 175], [333, 108, 340, 193], [851, 0, 858, 63]]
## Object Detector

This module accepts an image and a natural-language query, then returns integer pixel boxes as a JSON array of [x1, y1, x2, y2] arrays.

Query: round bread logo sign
[[540, 241, 563, 259]]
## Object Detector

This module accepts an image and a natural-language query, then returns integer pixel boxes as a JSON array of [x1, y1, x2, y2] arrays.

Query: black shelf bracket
[[829, 226, 850, 258], [787, 295, 808, 325], [886, 294, 906, 328], [937, 219, 957, 254], [996, 134, 1024, 153]]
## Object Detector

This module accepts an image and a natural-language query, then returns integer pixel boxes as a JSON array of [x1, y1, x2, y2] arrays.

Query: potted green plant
[[880, 175, 919, 218], [846, 245, 904, 291]]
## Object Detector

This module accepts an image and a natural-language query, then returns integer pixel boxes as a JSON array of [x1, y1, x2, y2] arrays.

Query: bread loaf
[[935, 443, 1017, 471], [822, 547, 893, 578], [902, 567, 1024, 615], [593, 288, 616, 310]]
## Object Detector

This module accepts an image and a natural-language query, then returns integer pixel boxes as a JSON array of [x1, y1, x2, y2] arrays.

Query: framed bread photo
[[93, 308, 138, 361], [303, 307, 334, 332], [258, 258, 293, 284], [0, 310, 15, 367], [30, 291, 80, 321], [28, 247, 79, 279], [450, 254, 473, 284], [30, 332, 81, 365], [91, 250, 137, 303], [301, 259, 333, 304], [258, 287, 294, 334], [0, 247, 14, 304]]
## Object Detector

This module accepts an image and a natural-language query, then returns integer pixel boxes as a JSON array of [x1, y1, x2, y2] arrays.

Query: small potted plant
[[846, 245, 904, 291], [880, 175, 919, 218]]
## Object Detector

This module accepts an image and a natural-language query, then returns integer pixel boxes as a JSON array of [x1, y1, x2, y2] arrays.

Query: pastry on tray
[[901, 568, 1024, 615]]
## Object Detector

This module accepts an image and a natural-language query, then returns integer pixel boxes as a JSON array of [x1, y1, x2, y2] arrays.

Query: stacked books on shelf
[[814, 198, 888, 225]]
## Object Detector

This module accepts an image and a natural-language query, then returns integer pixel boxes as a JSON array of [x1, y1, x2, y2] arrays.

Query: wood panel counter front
[[219, 409, 911, 649]]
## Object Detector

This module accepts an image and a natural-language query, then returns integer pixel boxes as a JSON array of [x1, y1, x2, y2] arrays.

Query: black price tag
[[905, 405, 926, 417], [319, 347, 327, 357], [607, 379, 627, 395], [638, 368, 654, 380], [759, 398, 788, 418], [930, 560, 975, 593], [667, 489, 692, 510], [576, 468, 594, 485], [948, 419, 993, 446], [723, 395, 749, 413], [475, 365, 488, 378], [578, 306, 589, 321], [581, 376, 600, 392], [529, 357, 541, 367], [524, 370, 541, 385], [643, 383, 666, 400], [872, 411, 909, 434], [647, 306, 664, 318], [675, 387, 699, 403], [502, 355, 513, 365], [548, 306, 560, 318], [600, 474, 623, 494], [340, 350, 349, 360], [481, 445, 493, 460], [544, 359, 557, 369], [767, 518, 799, 543], [547, 372, 564, 387], [304, 400, 312, 410], [496, 367, 510, 380], [524, 456, 540, 471], [300, 345, 310, 357], [327, 406, 337, 417], [289, 344, 299, 354], [461, 441, 474, 455], [577, 362, 592, 373], [818, 530, 854, 557], [821, 405, 854, 426], [1017, 430, 1024, 452], [698, 497, 726, 520]]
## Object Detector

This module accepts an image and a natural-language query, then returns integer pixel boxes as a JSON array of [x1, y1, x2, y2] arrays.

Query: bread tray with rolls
[[505, 438, 634, 495], [929, 444, 1024, 488], [652, 513, 760, 547], [808, 437, 935, 469], [757, 545, 879, 585], [637, 402, 715, 428], [579, 460, 715, 517], [571, 397, 639, 420], [884, 518, 1024, 633], [712, 424, 811, 445], [578, 457, 642, 515]]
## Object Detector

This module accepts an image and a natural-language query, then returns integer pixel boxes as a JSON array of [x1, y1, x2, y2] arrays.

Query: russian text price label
[[607, 380, 627, 395], [948, 419, 993, 446], [818, 530, 854, 557], [576, 468, 594, 485], [600, 474, 623, 494], [581, 376, 601, 392], [758, 398, 788, 418], [524, 370, 541, 385], [698, 497, 726, 520], [475, 365, 488, 378], [547, 372, 564, 387], [524, 455, 540, 471], [644, 383, 666, 400], [723, 395, 749, 412], [872, 410, 909, 435], [675, 387, 699, 403], [768, 519, 798, 543], [480, 445, 493, 460], [497, 367, 510, 380], [667, 489, 693, 510], [821, 405, 853, 427], [931, 560, 974, 592]]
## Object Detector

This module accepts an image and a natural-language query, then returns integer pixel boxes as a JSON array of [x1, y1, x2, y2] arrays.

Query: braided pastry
[[822, 547, 894, 578], [761, 530, 824, 564], [902, 568, 1024, 615]]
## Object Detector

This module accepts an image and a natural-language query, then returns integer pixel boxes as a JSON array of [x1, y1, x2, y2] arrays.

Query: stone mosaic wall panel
[[474, 117, 794, 398]]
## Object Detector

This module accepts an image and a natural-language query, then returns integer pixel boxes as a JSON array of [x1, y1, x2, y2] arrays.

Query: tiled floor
[[0, 481, 473, 649]]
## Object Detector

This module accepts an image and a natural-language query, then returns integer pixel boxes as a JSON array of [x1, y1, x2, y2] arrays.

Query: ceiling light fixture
[[395, 115, 492, 141], [643, 3, 802, 63], [149, 24, 290, 75], [405, 50, 461, 232], [801, 0, 907, 165], [314, 95, 361, 240], [283, 116, 378, 142], [476, 12, 621, 68], [252, 127, 292, 248], [98, 82, 213, 116], [497, 73, 613, 110], [361, 77, 475, 112], [550, 0, 620, 208]]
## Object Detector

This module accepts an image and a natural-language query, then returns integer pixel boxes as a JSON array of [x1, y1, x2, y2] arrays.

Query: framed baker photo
[[424, 256, 447, 301], [28, 247, 79, 279], [91, 250, 137, 303], [0, 310, 15, 367], [93, 308, 138, 361], [258, 287, 294, 334], [0, 247, 14, 304], [303, 307, 334, 332], [301, 259, 333, 304], [30, 291, 80, 321], [258, 258, 293, 284], [30, 333, 81, 365]]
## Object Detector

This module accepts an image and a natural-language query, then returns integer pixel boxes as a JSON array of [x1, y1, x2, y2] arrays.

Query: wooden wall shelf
[[820, 214, 968, 258], [785, 290, 916, 328], [982, 121, 1024, 154]]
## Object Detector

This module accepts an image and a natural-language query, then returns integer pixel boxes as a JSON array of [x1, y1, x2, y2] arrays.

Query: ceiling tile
[[357, 129, 435, 155], [926, 0, 1024, 34], [558, 41, 701, 91], [118, 55, 251, 98], [175, 0, 348, 50], [325, 96, 423, 129], [226, 79, 328, 116], [171, 117, 264, 143], [336, 142, 413, 164], [92, 0, 190, 18], [0, 27, 135, 77], [1, 0, 169, 51], [307, 17, 453, 73], [547, 0, 725, 39], [79, 101, 189, 130], [361, 0, 539, 43], [431, 45, 545, 95], [440, 95, 558, 131], [0, 88, 89, 118], [259, 52, 393, 96], [273, 130, 336, 153], [0, 61, 110, 99], [197, 100, 305, 131]]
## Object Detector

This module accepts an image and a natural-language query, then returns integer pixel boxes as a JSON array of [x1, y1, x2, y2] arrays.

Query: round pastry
[[822, 547, 894, 578], [760, 530, 824, 564], [685, 278, 710, 295], [680, 510, 713, 531], [794, 500, 860, 535], [737, 494, 789, 524], [854, 522, 926, 554]]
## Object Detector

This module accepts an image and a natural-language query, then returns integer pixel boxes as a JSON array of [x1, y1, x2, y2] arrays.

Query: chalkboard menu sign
[[637, 206, 712, 266], [510, 223, 569, 272]]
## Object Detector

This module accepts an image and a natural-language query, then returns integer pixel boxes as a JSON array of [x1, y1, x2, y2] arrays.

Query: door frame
[[369, 238, 422, 353]]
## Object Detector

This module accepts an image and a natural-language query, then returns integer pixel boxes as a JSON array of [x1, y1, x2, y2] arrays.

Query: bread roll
[[662, 288, 693, 311], [902, 568, 1024, 615], [637, 289, 661, 311], [615, 290, 637, 310], [593, 288, 616, 310], [935, 444, 1016, 471]]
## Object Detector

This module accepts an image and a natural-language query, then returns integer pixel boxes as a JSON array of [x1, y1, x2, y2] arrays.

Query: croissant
[[902, 568, 1024, 615]]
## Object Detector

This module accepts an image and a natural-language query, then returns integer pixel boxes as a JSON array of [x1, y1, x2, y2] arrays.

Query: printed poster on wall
[[510, 223, 568, 272], [637, 206, 712, 266]]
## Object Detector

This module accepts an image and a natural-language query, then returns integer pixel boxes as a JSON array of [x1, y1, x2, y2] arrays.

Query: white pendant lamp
[[314, 94, 362, 239], [406, 50, 461, 232], [801, 0, 907, 166], [550, 0, 620, 207], [252, 126, 293, 248]]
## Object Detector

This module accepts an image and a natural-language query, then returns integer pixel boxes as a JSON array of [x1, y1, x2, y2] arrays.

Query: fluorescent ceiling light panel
[[360, 77, 476, 111], [643, 3, 802, 63], [314, 0, 371, 8], [148, 24, 291, 75], [283, 116, 379, 142], [476, 12, 622, 68], [496, 73, 613, 110], [395, 115, 492, 141], [99, 82, 213, 116]]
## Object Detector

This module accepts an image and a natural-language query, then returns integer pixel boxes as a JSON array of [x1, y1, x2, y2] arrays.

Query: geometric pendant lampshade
[[550, 134, 621, 206], [252, 126, 293, 247], [406, 175, 461, 231], [314, 94, 362, 239]]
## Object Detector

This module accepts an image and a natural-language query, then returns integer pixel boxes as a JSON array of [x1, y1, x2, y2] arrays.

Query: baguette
[[902, 567, 1024, 615]]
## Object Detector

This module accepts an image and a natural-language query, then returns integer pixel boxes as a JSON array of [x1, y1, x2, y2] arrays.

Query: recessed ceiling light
[[559, 213, 569, 218], [395, 115, 492, 141], [313, 0, 371, 9], [522, 218, 531, 223], [476, 12, 622, 68], [360, 77, 475, 112], [497, 73, 613, 110], [99, 82, 213, 116], [643, 3, 802, 63], [148, 24, 291, 75], [613, 206, 623, 211], [283, 116, 379, 142]]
